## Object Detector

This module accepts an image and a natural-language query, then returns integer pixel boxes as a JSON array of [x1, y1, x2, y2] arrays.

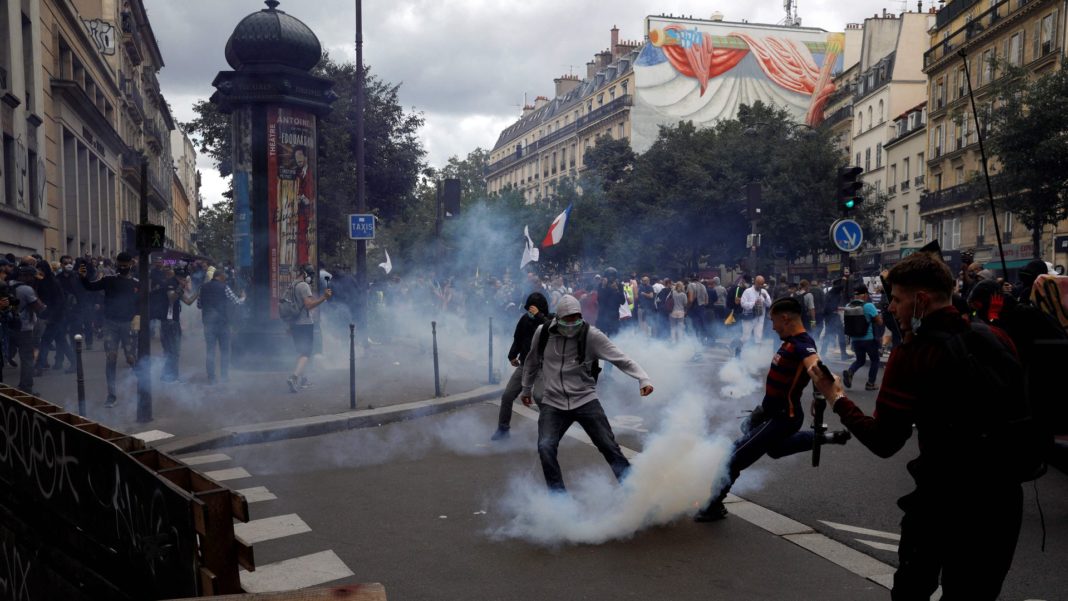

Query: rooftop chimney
[[586, 60, 597, 79], [554, 74, 581, 98], [611, 25, 620, 58]]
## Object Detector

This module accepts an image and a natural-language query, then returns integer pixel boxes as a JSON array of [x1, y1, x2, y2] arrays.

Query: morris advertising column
[[212, 0, 335, 366]]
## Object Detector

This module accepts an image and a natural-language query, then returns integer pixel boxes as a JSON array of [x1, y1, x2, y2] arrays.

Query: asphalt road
[[203, 341, 1066, 601]]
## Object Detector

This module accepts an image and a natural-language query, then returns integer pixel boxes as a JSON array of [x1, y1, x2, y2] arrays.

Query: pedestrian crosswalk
[[173, 450, 355, 593]]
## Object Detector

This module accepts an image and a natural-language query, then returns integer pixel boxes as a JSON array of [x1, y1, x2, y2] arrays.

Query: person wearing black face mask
[[80, 252, 138, 407], [490, 291, 549, 441]]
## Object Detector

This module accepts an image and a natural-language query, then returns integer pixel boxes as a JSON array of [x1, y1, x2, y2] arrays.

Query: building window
[[942, 217, 961, 250], [1009, 32, 1022, 66], [597, 94, 604, 107], [955, 166, 965, 185], [1038, 12, 1057, 57], [875, 143, 882, 168], [621, 81, 628, 95], [903, 157, 910, 181], [890, 210, 896, 238], [867, 106, 873, 129], [618, 123, 624, 138], [865, 148, 871, 171], [904, 205, 910, 235], [3, 135, 16, 207], [925, 222, 934, 243], [982, 48, 994, 85], [890, 164, 897, 186], [1004, 211, 1013, 235], [857, 113, 863, 133], [978, 214, 986, 238], [610, 87, 616, 101], [878, 99, 884, 123], [856, 152, 862, 168]]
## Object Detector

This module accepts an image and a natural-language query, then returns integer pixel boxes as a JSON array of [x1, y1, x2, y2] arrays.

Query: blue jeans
[[204, 319, 230, 382], [537, 400, 630, 492], [709, 411, 812, 504], [848, 338, 881, 385]]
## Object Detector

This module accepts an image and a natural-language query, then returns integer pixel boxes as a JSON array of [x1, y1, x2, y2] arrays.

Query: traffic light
[[836, 166, 863, 212]]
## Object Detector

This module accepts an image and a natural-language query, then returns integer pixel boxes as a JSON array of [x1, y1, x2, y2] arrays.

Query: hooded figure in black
[[491, 292, 550, 441]]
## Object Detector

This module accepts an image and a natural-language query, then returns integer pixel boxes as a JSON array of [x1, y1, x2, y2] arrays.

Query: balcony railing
[[925, 0, 1038, 70], [919, 182, 982, 213], [821, 105, 853, 128], [888, 184, 897, 195], [913, 231, 924, 240], [576, 94, 633, 130], [899, 234, 909, 242], [914, 174, 925, 186], [902, 179, 911, 191], [121, 12, 144, 65]]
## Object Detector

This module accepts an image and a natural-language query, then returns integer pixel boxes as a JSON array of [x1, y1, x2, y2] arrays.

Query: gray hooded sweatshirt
[[522, 295, 652, 411]]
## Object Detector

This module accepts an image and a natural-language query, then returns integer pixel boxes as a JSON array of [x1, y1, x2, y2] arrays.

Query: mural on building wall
[[81, 18, 117, 55], [632, 18, 844, 151], [266, 106, 317, 318]]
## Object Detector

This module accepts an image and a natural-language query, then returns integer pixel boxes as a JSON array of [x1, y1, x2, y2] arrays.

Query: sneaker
[[286, 375, 299, 393], [819, 429, 852, 445], [842, 369, 853, 389], [694, 500, 728, 522], [299, 376, 310, 389], [104, 395, 117, 408], [865, 382, 879, 391], [490, 428, 510, 441]]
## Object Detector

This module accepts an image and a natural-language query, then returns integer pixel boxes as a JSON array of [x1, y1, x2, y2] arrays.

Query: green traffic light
[[844, 199, 855, 209]]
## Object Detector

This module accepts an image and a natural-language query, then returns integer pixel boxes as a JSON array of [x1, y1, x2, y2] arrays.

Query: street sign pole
[[136, 158, 152, 423], [353, 0, 367, 335]]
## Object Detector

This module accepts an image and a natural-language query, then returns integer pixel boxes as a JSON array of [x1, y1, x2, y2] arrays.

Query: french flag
[[542, 204, 573, 247]]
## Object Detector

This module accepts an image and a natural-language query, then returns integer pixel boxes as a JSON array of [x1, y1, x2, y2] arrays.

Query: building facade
[[486, 27, 641, 203], [883, 102, 928, 268], [1, 0, 181, 261], [169, 127, 197, 253], [921, 0, 1065, 273], [1, 0, 48, 254]]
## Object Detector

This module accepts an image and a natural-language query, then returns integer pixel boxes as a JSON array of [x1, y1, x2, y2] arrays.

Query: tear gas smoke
[[491, 393, 732, 546], [717, 343, 775, 398]]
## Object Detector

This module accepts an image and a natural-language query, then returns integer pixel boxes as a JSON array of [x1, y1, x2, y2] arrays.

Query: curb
[[155, 385, 505, 454]]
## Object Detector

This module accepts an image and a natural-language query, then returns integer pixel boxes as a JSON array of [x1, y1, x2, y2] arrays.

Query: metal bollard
[[487, 316, 494, 384], [349, 323, 357, 410], [74, 334, 86, 417], [432, 321, 441, 397]]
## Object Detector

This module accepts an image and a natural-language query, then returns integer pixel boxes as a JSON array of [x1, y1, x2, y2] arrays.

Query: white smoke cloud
[[490, 393, 732, 546]]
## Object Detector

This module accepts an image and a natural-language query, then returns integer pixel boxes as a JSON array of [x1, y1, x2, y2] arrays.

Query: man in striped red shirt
[[695, 297, 850, 522], [809, 252, 1023, 601]]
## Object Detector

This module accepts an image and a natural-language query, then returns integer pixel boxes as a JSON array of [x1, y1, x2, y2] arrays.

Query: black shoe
[[819, 429, 851, 445], [694, 501, 728, 522], [104, 395, 117, 408], [865, 382, 878, 391], [842, 369, 853, 389], [490, 428, 510, 441], [286, 375, 299, 393], [299, 376, 309, 389]]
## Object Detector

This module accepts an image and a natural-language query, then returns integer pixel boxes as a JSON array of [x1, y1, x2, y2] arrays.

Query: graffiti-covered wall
[[631, 17, 845, 152]]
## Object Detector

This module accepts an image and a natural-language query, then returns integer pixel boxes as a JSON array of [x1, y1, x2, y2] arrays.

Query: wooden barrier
[[0, 384, 253, 598], [170, 584, 388, 600]]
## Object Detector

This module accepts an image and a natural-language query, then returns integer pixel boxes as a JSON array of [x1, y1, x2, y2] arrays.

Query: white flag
[[521, 225, 540, 268], [378, 249, 393, 274]]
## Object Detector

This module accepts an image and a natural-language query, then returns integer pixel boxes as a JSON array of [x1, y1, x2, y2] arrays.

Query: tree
[[987, 59, 1068, 256], [183, 56, 427, 266], [197, 196, 234, 261]]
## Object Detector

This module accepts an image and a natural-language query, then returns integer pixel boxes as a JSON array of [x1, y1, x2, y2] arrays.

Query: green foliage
[[987, 59, 1068, 254], [196, 196, 235, 261], [183, 56, 427, 266]]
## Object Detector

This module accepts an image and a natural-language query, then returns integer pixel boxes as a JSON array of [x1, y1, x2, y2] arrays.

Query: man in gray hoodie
[[521, 295, 654, 492]]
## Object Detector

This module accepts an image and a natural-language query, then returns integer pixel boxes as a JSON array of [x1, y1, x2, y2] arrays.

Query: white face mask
[[910, 295, 924, 333], [63, 264, 74, 272], [305, 275, 313, 284]]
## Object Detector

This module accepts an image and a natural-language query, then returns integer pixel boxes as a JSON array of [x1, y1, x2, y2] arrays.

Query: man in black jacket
[[491, 292, 549, 441], [79, 252, 138, 407]]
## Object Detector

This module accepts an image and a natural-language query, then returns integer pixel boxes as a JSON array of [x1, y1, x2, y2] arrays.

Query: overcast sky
[[143, 0, 935, 206]]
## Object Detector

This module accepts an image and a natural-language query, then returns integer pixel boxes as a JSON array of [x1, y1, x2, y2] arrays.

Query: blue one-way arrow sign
[[830, 219, 863, 253], [349, 214, 375, 240]]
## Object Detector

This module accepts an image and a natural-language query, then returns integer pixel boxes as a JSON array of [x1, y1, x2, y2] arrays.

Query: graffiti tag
[[81, 19, 116, 55], [0, 407, 80, 503], [0, 541, 32, 601]]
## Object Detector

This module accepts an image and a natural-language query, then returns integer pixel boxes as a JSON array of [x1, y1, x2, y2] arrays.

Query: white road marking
[[497, 399, 898, 589], [236, 486, 278, 503], [819, 520, 901, 541], [856, 539, 900, 552], [205, 467, 252, 482], [234, 513, 311, 544], [132, 429, 173, 442], [240, 550, 354, 593], [176, 452, 231, 466]]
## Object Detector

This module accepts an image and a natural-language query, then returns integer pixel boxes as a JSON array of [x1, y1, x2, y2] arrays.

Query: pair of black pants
[[537, 400, 630, 491], [37, 317, 74, 369], [160, 321, 181, 380], [709, 412, 811, 505], [13, 329, 35, 392], [496, 366, 542, 429], [893, 484, 1022, 600]]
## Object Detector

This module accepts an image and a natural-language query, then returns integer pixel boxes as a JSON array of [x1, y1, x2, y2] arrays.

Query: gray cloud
[[146, 0, 919, 193]]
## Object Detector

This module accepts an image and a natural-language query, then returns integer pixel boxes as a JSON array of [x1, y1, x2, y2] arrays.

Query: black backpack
[[928, 322, 1046, 483], [536, 321, 601, 382], [843, 300, 870, 337]]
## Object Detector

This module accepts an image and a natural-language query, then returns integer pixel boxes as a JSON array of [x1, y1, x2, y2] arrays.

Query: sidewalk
[[20, 319, 501, 445]]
